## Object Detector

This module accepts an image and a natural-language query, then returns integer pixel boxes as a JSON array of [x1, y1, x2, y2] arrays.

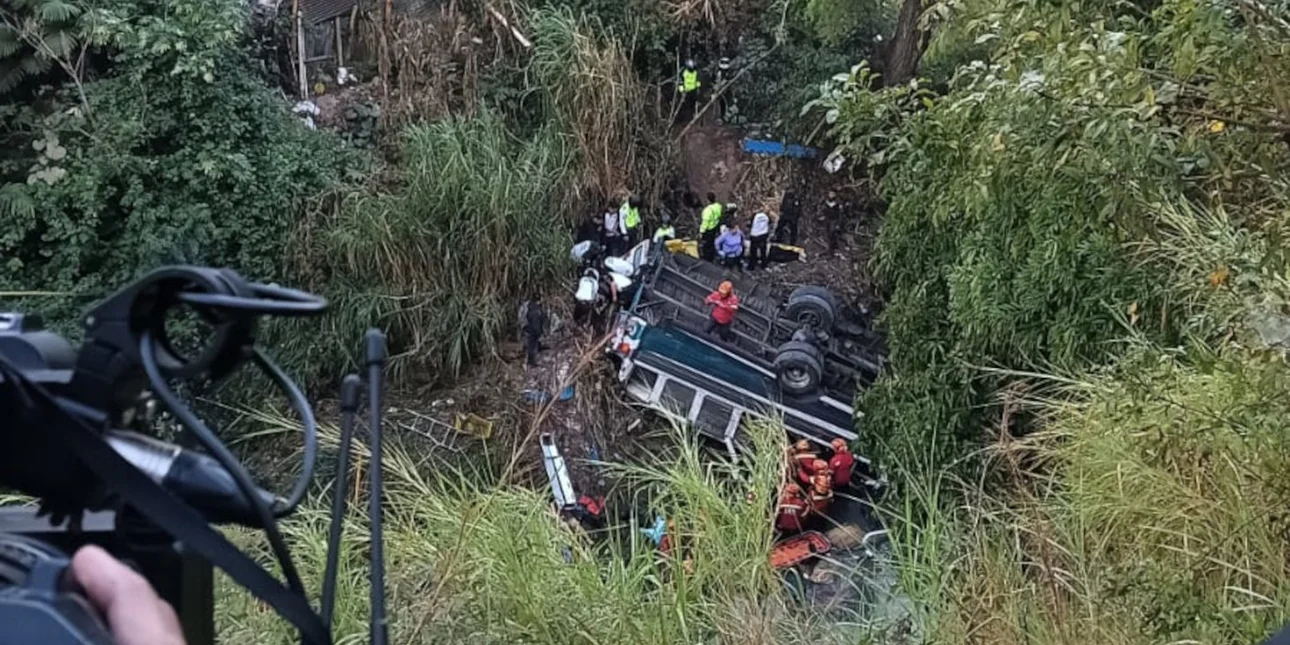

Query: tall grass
[[216, 416, 869, 644], [529, 7, 673, 209], [280, 114, 574, 383], [881, 198, 1290, 645], [894, 351, 1290, 645]]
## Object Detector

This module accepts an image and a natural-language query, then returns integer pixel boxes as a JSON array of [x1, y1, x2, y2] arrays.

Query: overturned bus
[[603, 241, 887, 461]]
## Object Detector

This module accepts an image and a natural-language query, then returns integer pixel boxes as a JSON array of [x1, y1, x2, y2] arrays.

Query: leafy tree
[[805, 0, 896, 45], [814, 0, 1290, 476], [0, 0, 349, 345], [0, 0, 84, 95]]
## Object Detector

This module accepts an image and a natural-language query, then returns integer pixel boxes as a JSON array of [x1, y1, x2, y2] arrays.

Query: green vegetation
[[815, 0, 1290, 473], [0, 0, 346, 333], [940, 350, 1290, 644], [217, 418, 867, 644], [284, 116, 574, 382], [809, 0, 1290, 641], [6, 0, 1290, 643]]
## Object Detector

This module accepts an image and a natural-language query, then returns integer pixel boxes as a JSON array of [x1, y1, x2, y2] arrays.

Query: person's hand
[[71, 545, 187, 645]]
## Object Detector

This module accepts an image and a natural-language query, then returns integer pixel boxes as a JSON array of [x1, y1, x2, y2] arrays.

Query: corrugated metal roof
[[301, 0, 358, 24]]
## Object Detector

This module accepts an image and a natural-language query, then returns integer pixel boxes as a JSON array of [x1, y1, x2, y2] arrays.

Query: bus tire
[[786, 286, 837, 331], [774, 341, 825, 396]]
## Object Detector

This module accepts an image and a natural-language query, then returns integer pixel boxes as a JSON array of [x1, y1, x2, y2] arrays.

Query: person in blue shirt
[[715, 224, 746, 271]]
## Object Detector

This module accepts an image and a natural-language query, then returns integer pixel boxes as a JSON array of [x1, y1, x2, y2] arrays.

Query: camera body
[[0, 509, 214, 645], [0, 265, 382, 645]]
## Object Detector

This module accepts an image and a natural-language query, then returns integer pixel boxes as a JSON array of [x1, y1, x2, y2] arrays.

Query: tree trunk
[[882, 0, 929, 87]]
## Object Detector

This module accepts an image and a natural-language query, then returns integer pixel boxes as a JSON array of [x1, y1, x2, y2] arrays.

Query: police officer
[[678, 58, 700, 121], [620, 194, 643, 247], [653, 214, 676, 244], [699, 192, 723, 262]]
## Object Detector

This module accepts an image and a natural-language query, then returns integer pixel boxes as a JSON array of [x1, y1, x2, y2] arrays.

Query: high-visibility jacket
[[653, 225, 676, 242], [681, 69, 700, 93], [700, 202, 723, 232], [620, 201, 640, 230]]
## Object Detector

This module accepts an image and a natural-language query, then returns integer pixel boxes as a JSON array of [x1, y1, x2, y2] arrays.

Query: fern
[[0, 64, 29, 92], [38, 0, 80, 24], [0, 25, 22, 58], [19, 53, 51, 74], [46, 28, 75, 57], [0, 184, 36, 221]]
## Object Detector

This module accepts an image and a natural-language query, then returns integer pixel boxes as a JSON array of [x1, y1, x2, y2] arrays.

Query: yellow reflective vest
[[681, 69, 700, 93], [620, 201, 640, 230], [700, 202, 723, 232]]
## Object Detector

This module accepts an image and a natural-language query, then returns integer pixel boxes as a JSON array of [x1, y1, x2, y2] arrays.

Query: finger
[[71, 546, 185, 645], [152, 597, 185, 639], [71, 544, 154, 615]]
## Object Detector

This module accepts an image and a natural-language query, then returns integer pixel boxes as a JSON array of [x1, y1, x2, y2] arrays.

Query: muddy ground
[[675, 123, 883, 315]]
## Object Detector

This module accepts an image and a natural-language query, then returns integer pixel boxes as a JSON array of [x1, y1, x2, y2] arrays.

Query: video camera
[[0, 266, 391, 645]]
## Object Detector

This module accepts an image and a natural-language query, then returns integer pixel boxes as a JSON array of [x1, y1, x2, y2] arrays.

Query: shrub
[[0, 0, 347, 342], [281, 114, 575, 384], [215, 418, 879, 644]]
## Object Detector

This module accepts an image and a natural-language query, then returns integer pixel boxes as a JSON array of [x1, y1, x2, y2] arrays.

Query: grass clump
[[880, 195, 1290, 644], [900, 349, 1290, 645], [528, 6, 672, 207], [280, 113, 574, 383], [216, 418, 867, 644]]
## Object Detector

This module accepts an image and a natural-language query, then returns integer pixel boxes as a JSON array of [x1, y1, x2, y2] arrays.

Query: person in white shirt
[[748, 211, 772, 269], [602, 201, 626, 256]]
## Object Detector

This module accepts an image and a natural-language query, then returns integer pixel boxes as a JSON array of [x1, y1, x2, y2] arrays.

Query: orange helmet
[[812, 459, 829, 472], [794, 439, 810, 452], [717, 280, 733, 295], [831, 438, 848, 452], [784, 483, 802, 495]]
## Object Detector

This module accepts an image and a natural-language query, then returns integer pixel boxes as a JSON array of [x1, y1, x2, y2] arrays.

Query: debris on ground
[[680, 123, 744, 202]]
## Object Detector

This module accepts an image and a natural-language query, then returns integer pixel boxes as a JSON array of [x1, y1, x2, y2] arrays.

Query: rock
[[1250, 308, 1290, 348], [824, 524, 865, 550]]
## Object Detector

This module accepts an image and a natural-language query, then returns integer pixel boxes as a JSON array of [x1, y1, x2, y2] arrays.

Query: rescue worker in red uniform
[[829, 438, 855, 488], [775, 483, 807, 533], [811, 460, 834, 496], [800, 457, 829, 487], [703, 280, 740, 342], [791, 439, 818, 484], [808, 471, 834, 516]]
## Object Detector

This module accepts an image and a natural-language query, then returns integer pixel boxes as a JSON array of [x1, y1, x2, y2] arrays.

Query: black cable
[[178, 286, 327, 316], [0, 351, 332, 645], [250, 348, 318, 516], [320, 375, 362, 627], [365, 330, 389, 645], [139, 331, 307, 596]]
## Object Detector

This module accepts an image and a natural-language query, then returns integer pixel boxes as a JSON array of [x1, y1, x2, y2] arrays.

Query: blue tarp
[[742, 139, 820, 159]]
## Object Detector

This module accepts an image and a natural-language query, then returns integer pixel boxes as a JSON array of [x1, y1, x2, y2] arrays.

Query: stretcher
[[769, 530, 831, 570]]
